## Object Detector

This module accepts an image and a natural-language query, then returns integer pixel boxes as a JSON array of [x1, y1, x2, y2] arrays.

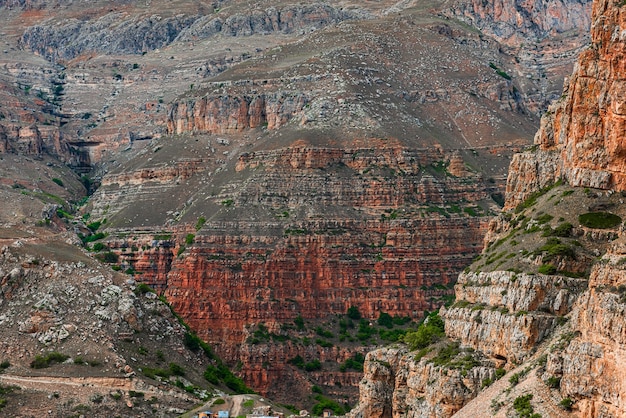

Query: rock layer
[[506, 0, 626, 208]]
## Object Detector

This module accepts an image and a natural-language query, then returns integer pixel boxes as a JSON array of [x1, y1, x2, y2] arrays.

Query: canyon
[[0, 0, 614, 416]]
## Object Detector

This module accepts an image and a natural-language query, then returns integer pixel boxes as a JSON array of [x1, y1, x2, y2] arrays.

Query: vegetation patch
[[515, 181, 561, 213], [339, 353, 365, 372], [538, 263, 557, 275], [579, 212, 622, 229], [30, 352, 70, 369], [312, 394, 345, 416], [534, 237, 575, 260], [429, 342, 480, 375], [513, 394, 540, 418], [404, 311, 445, 350]]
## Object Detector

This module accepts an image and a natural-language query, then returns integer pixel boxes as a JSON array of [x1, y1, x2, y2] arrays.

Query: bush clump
[[579, 212, 622, 229], [403, 311, 445, 350], [30, 352, 69, 369], [538, 263, 558, 275]]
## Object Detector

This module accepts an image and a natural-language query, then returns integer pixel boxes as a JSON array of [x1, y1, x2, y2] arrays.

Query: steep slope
[[351, 0, 626, 416], [0, 195, 219, 417]]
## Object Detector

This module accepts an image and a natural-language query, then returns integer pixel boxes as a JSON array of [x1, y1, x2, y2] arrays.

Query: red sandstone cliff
[[506, 0, 626, 208]]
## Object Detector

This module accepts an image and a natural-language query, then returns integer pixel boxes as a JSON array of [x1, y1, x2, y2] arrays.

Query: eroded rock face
[[506, 0, 626, 208], [167, 92, 309, 134], [20, 4, 362, 62], [348, 347, 496, 418], [447, 0, 591, 44], [100, 144, 495, 401]]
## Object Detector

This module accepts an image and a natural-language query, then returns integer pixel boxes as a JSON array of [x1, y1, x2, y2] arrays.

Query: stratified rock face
[[546, 250, 626, 418], [167, 92, 309, 134], [348, 347, 496, 418], [443, 271, 585, 364], [99, 144, 496, 401], [447, 0, 591, 44], [20, 4, 362, 62], [506, 0, 626, 208]]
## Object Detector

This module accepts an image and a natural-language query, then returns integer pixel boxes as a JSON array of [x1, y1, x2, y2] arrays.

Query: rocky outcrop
[[0, 234, 214, 417], [20, 4, 362, 62], [545, 248, 626, 417], [349, 346, 497, 418], [506, 0, 626, 208], [167, 92, 309, 134], [446, 0, 592, 44]]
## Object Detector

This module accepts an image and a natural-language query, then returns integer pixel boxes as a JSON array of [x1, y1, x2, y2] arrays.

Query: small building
[[198, 412, 214, 418], [218, 411, 230, 418]]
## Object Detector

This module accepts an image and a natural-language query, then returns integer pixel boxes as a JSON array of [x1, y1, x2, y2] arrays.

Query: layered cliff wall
[[352, 0, 626, 416], [91, 142, 497, 403]]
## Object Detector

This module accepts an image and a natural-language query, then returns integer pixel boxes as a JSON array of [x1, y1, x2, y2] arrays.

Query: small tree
[[347, 305, 361, 320]]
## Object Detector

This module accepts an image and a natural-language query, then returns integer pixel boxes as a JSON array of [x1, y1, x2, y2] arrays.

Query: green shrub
[[99, 252, 119, 263], [212, 398, 226, 405], [195, 217, 207, 230], [169, 362, 185, 376], [288, 355, 305, 369], [30, 352, 69, 369], [552, 222, 573, 237], [339, 353, 365, 372], [495, 367, 506, 379], [52, 178, 64, 187], [536, 237, 575, 259], [347, 305, 361, 319], [513, 394, 539, 418], [304, 360, 322, 371], [377, 312, 394, 328], [134, 283, 154, 295], [430, 342, 461, 367], [294, 315, 305, 330], [185, 233, 195, 245], [87, 220, 102, 232], [311, 395, 345, 416], [560, 397, 574, 410], [546, 376, 561, 388], [315, 326, 334, 338], [538, 263, 557, 275], [579, 212, 622, 229], [535, 213, 554, 224], [403, 312, 445, 350]]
